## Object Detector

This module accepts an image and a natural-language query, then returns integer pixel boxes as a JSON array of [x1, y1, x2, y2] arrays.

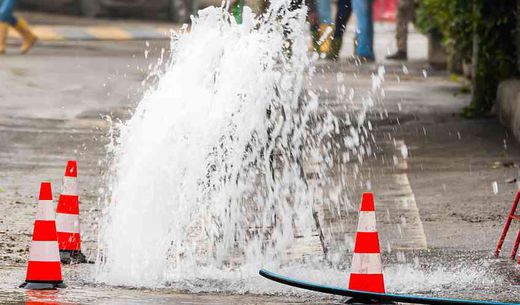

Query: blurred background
[[17, 0, 398, 23], [18, 0, 204, 23]]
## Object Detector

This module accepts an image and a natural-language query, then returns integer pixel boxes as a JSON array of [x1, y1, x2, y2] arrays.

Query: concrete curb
[[8, 25, 178, 41], [497, 79, 520, 141]]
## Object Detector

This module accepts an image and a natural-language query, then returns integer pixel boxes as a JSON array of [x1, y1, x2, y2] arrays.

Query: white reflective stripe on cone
[[35, 200, 55, 221], [56, 213, 80, 233], [350, 253, 383, 274], [356, 211, 377, 232], [28, 241, 60, 262], [61, 177, 78, 196]]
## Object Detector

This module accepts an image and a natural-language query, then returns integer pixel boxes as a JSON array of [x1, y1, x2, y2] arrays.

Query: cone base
[[341, 296, 396, 304], [60, 250, 88, 264], [19, 281, 67, 290]]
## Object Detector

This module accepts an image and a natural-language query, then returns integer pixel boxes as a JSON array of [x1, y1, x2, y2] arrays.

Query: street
[[0, 11, 519, 305]]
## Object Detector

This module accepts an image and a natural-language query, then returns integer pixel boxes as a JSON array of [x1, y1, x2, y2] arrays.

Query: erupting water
[[94, 1, 340, 288]]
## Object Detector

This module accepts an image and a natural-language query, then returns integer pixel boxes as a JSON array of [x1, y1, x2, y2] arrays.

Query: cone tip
[[65, 160, 77, 177], [39, 182, 52, 200], [360, 192, 375, 211]]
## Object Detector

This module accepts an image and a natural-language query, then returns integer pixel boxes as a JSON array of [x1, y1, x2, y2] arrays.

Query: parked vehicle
[[19, 0, 195, 22]]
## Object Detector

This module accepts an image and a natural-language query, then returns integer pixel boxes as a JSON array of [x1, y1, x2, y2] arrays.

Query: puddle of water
[[0, 254, 516, 304]]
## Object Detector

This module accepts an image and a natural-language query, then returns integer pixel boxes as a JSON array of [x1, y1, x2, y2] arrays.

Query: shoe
[[318, 24, 334, 54], [0, 22, 8, 54], [14, 17, 37, 54], [386, 50, 407, 60]]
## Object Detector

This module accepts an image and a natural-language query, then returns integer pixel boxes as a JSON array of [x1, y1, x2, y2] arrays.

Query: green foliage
[[416, 0, 518, 116], [470, 0, 517, 115], [416, 0, 474, 62]]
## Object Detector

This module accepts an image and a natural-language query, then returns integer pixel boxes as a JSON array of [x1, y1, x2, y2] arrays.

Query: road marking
[[86, 27, 133, 40], [307, 139, 427, 261], [8, 26, 64, 40], [377, 140, 427, 250]]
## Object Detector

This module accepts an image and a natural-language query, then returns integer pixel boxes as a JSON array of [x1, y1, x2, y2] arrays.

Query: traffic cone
[[348, 192, 385, 293], [20, 182, 66, 289], [56, 160, 86, 264]]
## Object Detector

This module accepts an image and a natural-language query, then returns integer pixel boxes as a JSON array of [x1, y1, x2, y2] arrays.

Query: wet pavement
[[1, 14, 520, 304], [0, 265, 330, 305]]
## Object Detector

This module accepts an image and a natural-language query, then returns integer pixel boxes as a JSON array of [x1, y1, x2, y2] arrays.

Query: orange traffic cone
[[348, 192, 385, 293], [56, 160, 86, 264], [20, 182, 66, 289]]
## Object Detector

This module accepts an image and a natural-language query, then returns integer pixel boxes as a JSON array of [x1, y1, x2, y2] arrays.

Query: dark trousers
[[334, 0, 352, 39]]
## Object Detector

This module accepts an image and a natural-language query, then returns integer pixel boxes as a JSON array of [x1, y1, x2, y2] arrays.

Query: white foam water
[[94, 1, 333, 287]]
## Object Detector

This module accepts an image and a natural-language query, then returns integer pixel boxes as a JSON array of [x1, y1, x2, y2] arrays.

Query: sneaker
[[386, 50, 407, 60]]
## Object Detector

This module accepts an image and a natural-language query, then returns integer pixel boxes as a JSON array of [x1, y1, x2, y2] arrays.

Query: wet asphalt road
[[1, 15, 520, 304]]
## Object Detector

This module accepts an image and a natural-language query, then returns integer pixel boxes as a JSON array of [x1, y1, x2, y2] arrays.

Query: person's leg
[[316, 0, 333, 53], [307, 0, 321, 52], [0, 0, 18, 26], [328, 0, 351, 60], [396, 0, 409, 52], [387, 0, 414, 60], [307, 0, 319, 29], [334, 0, 351, 39], [13, 15, 37, 54], [316, 0, 331, 24], [352, 0, 374, 60], [0, 0, 37, 54], [0, 0, 17, 54]]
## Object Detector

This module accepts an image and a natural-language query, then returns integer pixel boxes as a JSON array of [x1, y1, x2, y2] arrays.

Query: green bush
[[416, 0, 518, 116], [416, 0, 474, 65]]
